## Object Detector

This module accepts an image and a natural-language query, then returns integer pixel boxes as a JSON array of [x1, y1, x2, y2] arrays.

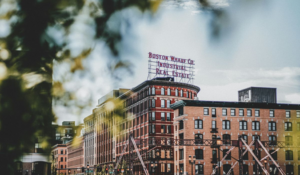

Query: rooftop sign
[[147, 52, 195, 83]]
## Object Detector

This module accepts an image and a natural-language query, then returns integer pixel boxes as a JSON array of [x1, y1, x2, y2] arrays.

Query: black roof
[[171, 100, 300, 110]]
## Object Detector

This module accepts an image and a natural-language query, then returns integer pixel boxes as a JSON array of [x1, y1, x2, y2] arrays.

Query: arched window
[[161, 88, 165, 95], [167, 88, 171, 95], [152, 87, 155, 95], [195, 119, 203, 129], [175, 89, 178, 96]]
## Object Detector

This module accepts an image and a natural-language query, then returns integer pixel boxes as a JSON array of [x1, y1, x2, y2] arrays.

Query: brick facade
[[172, 100, 300, 175]]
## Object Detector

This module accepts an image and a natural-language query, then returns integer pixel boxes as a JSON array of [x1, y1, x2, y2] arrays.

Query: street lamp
[[189, 155, 196, 175], [87, 164, 89, 175], [216, 136, 223, 175], [264, 159, 268, 174]]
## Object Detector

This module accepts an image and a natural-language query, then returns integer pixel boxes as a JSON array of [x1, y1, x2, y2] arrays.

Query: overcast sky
[[50, 0, 300, 124]]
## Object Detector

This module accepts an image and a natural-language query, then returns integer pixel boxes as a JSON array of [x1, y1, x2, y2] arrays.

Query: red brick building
[[92, 77, 200, 174], [52, 144, 68, 175], [67, 137, 84, 174], [171, 100, 300, 175]]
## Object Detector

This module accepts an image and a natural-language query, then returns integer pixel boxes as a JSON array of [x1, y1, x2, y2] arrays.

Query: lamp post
[[87, 164, 90, 175], [263, 159, 268, 175], [189, 155, 196, 175], [216, 136, 223, 175]]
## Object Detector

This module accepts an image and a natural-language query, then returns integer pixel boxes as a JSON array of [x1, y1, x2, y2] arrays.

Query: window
[[270, 165, 277, 175], [269, 136, 277, 145], [179, 149, 184, 160], [148, 88, 151, 95], [167, 164, 171, 173], [212, 150, 217, 161], [297, 122, 300, 131], [243, 165, 249, 175], [204, 108, 209, 115], [223, 164, 231, 175], [61, 150, 63, 154], [161, 88, 165, 95], [252, 121, 260, 130], [252, 135, 260, 141], [247, 109, 252, 116], [285, 136, 293, 146], [167, 100, 170, 108], [161, 163, 165, 172], [167, 113, 171, 121], [161, 100, 165, 108], [152, 87, 155, 95], [61, 157, 63, 162], [161, 113, 165, 121], [195, 134, 203, 144], [286, 165, 294, 175], [186, 91, 189, 98], [212, 120, 216, 129], [255, 109, 260, 117], [223, 149, 231, 160], [286, 150, 293, 160], [222, 120, 230, 130], [152, 99, 155, 108], [269, 150, 277, 160], [195, 119, 203, 129], [269, 122, 276, 131], [223, 134, 231, 145], [285, 122, 292, 131], [230, 109, 235, 116], [195, 149, 203, 159], [179, 106, 184, 116], [195, 164, 204, 175], [242, 135, 248, 144], [270, 110, 274, 117], [286, 111, 291, 118], [167, 88, 171, 95], [180, 90, 183, 97], [239, 121, 247, 130], [179, 133, 184, 139], [298, 150, 300, 160], [240, 149, 248, 160], [179, 164, 183, 175], [239, 109, 244, 116], [179, 120, 184, 130], [61, 165, 63, 169], [161, 125, 165, 133], [149, 124, 155, 134], [297, 111, 300, 118], [212, 108, 216, 117], [167, 125, 171, 134], [175, 89, 178, 96], [222, 109, 227, 116]]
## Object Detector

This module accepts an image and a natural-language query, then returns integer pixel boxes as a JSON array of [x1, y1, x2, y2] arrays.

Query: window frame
[[252, 121, 260, 131], [270, 110, 274, 117], [167, 88, 171, 95], [230, 109, 235, 116], [255, 109, 260, 117], [268, 122, 276, 131], [286, 111, 291, 118], [195, 119, 203, 129], [161, 99, 165, 108], [161, 87, 165, 95], [239, 121, 247, 130], [222, 120, 230, 130], [239, 109, 244, 116], [285, 122, 292, 131], [195, 149, 204, 159], [204, 108, 209, 115], [222, 109, 227, 116], [152, 87, 155, 95], [247, 109, 252, 117], [161, 112, 165, 121]]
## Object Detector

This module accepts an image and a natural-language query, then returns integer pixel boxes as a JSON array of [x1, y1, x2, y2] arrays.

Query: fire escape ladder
[[114, 140, 129, 170], [211, 147, 235, 175], [240, 138, 269, 175], [130, 137, 150, 175], [226, 140, 255, 175], [257, 140, 286, 175]]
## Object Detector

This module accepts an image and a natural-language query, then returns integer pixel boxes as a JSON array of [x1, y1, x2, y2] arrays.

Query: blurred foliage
[[0, 0, 229, 174]]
